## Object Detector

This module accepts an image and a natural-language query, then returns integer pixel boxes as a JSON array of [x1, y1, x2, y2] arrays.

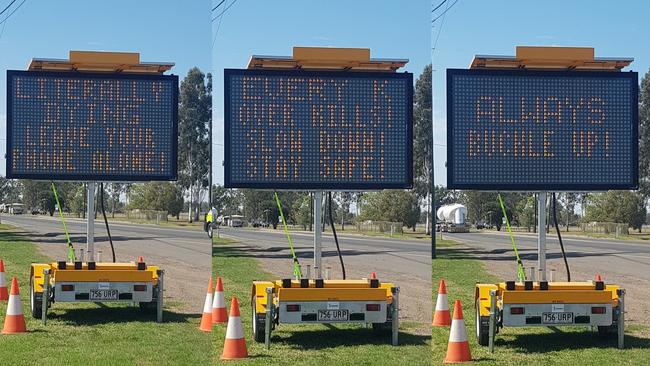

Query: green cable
[[51, 182, 76, 262], [498, 194, 526, 282], [274, 192, 302, 279]]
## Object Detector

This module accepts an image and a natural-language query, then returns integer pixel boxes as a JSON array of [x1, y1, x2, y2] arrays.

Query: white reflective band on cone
[[225, 316, 244, 339], [435, 294, 449, 310], [213, 292, 225, 308], [203, 293, 213, 313], [6, 295, 23, 316], [449, 319, 468, 342], [0, 272, 6, 286]]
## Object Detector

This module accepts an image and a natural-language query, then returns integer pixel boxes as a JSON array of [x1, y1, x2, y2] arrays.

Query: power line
[[0, 0, 17, 17], [432, 0, 450, 51], [211, 10, 223, 49], [0, 0, 27, 27], [211, 0, 226, 12], [431, 0, 458, 23], [211, 0, 239, 22], [431, 0, 447, 13]]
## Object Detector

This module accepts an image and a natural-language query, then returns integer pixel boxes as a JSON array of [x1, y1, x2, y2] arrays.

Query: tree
[[0, 178, 21, 203], [211, 185, 242, 216], [359, 190, 420, 230], [412, 65, 433, 233], [178, 68, 212, 222], [292, 195, 312, 230], [639, 69, 650, 199], [20, 180, 57, 215], [584, 191, 647, 232], [128, 182, 184, 218], [336, 192, 354, 230]]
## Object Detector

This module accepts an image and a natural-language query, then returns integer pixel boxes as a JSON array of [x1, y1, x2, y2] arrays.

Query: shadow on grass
[[46, 305, 200, 326], [271, 327, 429, 349], [493, 329, 650, 353]]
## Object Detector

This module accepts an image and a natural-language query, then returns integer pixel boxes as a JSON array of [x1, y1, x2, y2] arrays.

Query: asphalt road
[[216, 227, 432, 324], [1, 214, 211, 313], [443, 230, 650, 324]]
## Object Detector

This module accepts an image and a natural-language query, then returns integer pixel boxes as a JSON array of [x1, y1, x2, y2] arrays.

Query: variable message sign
[[447, 69, 638, 190], [6, 71, 178, 181], [224, 69, 413, 189]]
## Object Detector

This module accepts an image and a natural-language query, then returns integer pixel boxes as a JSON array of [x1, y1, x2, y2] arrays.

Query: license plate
[[89, 289, 119, 301], [542, 312, 574, 324], [317, 309, 349, 322]]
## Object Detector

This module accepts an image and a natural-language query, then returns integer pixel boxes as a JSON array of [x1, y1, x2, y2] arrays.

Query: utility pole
[[209, 115, 213, 209]]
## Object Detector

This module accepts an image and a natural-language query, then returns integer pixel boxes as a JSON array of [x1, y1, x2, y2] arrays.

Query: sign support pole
[[87, 182, 96, 261], [537, 192, 547, 281], [313, 191, 323, 279]]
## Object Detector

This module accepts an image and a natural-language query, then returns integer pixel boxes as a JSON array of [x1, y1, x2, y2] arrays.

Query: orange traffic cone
[[370, 272, 377, 279], [595, 273, 603, 282], [199, 277, 213, 332], [444, 300, 472, 363], [2, 277, 27, 334], [220, 297, 248, 360], [0, 259, 8, 301], [137, 256, 144, 263], [212, 277, 227, 324], [433, 279, 451, 326]]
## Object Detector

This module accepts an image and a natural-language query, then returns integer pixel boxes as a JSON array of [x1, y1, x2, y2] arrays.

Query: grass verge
[[0, 224, 211, 365], [432, 239, 650, 365], [212, 236, 430, 365]]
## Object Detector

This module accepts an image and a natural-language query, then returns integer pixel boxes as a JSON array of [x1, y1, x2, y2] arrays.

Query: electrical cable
[[432, 0, 450, 51], [211, 0, 225, 12], [0, 0, 17, 17], [431, 0, 459, 23], [552, 192, 571, 282], [431, 0, 447, 13], [0, 0, 26, 26], [100, 183, 116, 263], [211, 0, 239, 22], [327, 192, 346, 280]]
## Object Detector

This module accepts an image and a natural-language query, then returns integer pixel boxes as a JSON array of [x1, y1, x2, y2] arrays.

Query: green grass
[[212, 236, 431, 365], [432, 239, 650, 365], [0, 224, 211, 365]]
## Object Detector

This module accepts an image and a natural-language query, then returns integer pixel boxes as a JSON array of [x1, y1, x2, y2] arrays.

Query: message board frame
[[6, 70, 179, 181], [446, 68, 638, 191], [224, 68, 413, 190]]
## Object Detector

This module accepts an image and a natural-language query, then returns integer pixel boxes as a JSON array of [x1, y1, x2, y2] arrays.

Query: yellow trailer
[[475, 280, 625, 350], [30, 261, 164, 323], [251, 278, 399, 346]]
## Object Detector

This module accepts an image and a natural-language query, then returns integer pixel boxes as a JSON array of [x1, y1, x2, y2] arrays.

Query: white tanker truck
[[436, 204, 469, 233]]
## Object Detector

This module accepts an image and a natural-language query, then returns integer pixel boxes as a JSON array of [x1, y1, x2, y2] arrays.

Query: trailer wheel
[[251, 295, 266, 343], [139, 285, 158, 314], [30, 276, 43, 319], [597, 324, 617, 337], [476, 299, 490, 346]]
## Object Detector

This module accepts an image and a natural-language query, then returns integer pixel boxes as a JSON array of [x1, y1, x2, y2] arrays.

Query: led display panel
[[447, 69, 638, 190], [224, 69, 413, 189], [6, 71, 178, 181]]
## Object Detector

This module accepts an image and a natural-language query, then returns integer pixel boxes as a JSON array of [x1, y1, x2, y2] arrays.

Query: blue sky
[[0, 0, 210, 176], [211, 0, 431, 185], [432, 0, 650, 186]]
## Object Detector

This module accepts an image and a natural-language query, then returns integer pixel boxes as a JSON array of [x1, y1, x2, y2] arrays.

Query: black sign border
[[446, 68, 639, 191], [224, 68, 413, 190], [6, 70, 179, 181]]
